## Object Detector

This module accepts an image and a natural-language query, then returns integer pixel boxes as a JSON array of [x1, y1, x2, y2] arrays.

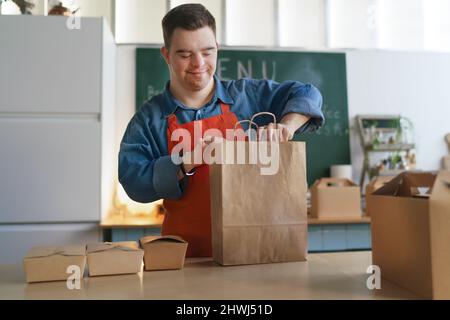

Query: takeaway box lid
[[86, 241, 141, 254], [373, 171, 450, 199], [24, 245, 86, 259], [312, 178, 357, 188], [140, 235, 187, 246]]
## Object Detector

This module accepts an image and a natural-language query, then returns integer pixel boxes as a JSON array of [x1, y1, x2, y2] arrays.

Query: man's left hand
[[257, 113, 310, 142]]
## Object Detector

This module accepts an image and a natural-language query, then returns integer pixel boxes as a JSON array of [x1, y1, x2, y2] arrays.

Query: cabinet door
[[0, 119, 100, 223], [0, 16, 101, 113], [0, 223, 100, 264]]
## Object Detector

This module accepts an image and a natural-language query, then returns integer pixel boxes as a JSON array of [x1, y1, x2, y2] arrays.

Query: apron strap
[[166, 113, 179, 127], [168, 102, 231, 127], [220, 102, 231, 114]]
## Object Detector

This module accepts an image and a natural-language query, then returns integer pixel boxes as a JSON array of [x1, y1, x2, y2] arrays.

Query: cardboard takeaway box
[[369, 171, 450, 299], [365, 175, 395, 216], [23, 245, 86, 283], [310, 178, 361, 218], [86, 241, 144, 276], [443, 155, 450, 171], [140, 236, 188, 271]]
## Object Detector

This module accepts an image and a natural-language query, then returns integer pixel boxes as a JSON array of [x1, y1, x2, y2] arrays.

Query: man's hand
[[177, 136, 219, 180], [257, 113, 310, 142], [257, 123, 294, 142]]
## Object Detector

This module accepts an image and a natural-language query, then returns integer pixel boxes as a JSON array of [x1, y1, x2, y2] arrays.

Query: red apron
[[162, 103, 242, 257]]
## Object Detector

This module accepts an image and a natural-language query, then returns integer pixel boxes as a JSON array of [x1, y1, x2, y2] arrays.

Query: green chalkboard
[[136, 48, 350, 186]]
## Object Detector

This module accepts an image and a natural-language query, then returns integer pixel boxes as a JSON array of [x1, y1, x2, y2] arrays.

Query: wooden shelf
[[308, 215, 371, 225], [101, 214, 371, 228], [366, 143, 415, 152], [100, 215, 162, 229]]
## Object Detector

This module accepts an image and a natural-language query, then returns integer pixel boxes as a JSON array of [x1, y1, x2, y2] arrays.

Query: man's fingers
[[280, 126, 290, 142]]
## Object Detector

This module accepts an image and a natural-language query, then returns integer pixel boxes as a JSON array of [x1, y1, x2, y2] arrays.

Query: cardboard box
[[369, 171, 450, 299], [23, 245, 86, 283], [365, 175, 395, 216], [86, 241, 144, 276], [310, 178, 361, 218], [443, 155, 450, 170], [140, 236, 188, 271]]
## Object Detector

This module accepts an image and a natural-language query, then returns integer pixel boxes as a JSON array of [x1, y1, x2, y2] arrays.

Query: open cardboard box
[[443, 155, 450, 171], [140, 236, 188, 271], [23, 245, 86, 283], [369, 171, 450, 299], [86, 241, 144, 277], [365, 175, 396, 216], [310, 178, 361, 218]]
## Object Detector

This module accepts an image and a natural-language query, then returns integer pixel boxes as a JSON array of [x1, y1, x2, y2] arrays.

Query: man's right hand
[[177, 137, 217, 180]]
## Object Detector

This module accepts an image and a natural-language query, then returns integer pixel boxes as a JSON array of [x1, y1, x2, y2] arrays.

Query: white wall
[[346, 49, 450, 183]]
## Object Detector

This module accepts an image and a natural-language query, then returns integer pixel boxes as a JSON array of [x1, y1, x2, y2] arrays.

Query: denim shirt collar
[[162, 74, 234, 116]]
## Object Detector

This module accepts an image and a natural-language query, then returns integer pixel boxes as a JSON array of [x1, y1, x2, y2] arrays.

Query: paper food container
[[23, 245, 86, 283], [140, 236, 188, 271], [86, 241, 144, 276]]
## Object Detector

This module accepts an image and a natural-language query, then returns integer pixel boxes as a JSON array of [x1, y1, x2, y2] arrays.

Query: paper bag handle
[[233, 112, 277, 141], [250, 112, 277, 127], [233, 119, 256, 131]]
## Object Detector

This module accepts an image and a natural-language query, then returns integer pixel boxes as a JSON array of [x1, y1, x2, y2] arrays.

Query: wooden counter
[[0, 251, 418, 300], [100, 215, 371, 228]]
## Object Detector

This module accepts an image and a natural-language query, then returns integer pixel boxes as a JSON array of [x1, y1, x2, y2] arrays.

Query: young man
[[119, 4, 324, 257]]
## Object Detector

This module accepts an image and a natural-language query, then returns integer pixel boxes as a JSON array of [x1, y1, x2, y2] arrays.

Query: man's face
[[162, 26, 218, 92]]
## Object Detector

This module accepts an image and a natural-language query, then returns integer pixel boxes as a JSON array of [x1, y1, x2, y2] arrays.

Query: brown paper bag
[[209, 138, 308, 266]]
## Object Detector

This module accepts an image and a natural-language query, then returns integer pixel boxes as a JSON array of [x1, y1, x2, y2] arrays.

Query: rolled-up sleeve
[[248, 79, 324, 134], [118, 112, 187, 203], [280, 83, 324, 134]]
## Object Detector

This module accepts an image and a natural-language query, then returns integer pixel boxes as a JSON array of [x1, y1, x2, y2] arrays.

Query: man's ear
[[161, 46, 170, 64]]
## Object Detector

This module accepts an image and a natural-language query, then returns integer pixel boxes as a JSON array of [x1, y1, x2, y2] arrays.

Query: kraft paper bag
[[209, 138, 308, 266]]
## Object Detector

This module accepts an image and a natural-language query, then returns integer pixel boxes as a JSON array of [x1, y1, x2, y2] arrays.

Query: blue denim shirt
[[119, 75, 324, 203]]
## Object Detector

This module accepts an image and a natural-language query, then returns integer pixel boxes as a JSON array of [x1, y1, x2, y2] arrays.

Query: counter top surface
[[0, 251, 419, 300]]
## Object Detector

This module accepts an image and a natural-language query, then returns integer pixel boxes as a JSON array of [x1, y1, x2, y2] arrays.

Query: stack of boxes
[[23, 236, 188, 283]]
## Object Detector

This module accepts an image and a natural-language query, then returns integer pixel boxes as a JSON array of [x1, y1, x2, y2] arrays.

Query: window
[[278, 0, 325, 48], [377, 0, 424, 50], [327, 0, 378, 49], [226, 0, 275, 46], [115, 0, 167, 44]]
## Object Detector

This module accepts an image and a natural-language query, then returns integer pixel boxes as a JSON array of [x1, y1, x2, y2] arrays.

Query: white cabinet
[[0, 16, 116, 263], [0, 16, 102, 113], [0, 119, 101, 222], [0, 224, 101, 264]]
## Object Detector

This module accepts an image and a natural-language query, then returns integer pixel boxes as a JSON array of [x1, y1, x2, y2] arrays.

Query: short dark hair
[[162, 3, 216, 49]]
